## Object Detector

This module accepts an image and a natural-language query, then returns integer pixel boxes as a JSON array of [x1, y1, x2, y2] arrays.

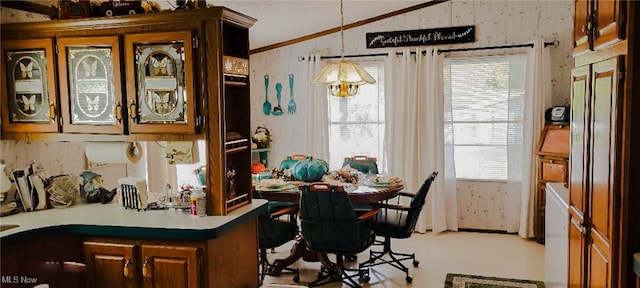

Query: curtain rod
[[298, 40, 559, 61]]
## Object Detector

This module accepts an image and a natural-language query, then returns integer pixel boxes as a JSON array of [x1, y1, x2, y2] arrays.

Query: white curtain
[[384, 47, 457, 234], [302, 54, 330, 160], [515, 38, 552, 237]]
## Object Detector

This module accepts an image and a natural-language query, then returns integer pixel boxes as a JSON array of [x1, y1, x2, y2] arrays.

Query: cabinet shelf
[[226, 146, 249, 154]]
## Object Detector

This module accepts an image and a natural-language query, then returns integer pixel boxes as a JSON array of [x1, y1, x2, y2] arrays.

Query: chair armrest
[[271, 205, 299, 218], [357, 208, 380, 221], [371, 202, 412, 212], [398, 192, 416, 199]]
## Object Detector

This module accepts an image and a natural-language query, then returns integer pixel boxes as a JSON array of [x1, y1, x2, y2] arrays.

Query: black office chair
[[342, 156, 379, 174], [258, 204, 300, 285], [359, 171, 438, 283], [299, 183, 379, 288]]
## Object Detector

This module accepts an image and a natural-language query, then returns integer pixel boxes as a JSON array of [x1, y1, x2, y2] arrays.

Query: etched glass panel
[[67, 46, 116, 125], [134, 42, 186, 124], [4, 49, 50, 123]]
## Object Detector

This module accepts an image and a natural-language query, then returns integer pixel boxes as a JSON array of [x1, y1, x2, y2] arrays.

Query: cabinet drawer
[[538, 157, 568, 183]]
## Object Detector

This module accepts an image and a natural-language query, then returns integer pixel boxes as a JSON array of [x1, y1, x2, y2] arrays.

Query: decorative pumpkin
[[291, 158, 329, 182], [251, 162, 266, 174], [279, 154, 309, 170]]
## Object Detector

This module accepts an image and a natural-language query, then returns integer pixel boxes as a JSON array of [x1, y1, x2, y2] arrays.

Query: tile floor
[[261, 231, 545, 288]]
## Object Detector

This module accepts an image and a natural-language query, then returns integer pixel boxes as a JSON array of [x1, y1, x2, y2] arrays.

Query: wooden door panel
[[574, 0, 589, 52], [588, 239, 611, 288], [141, 244, 199, 288], [570, 65, 590, 213], [83, 241, 137, 288], [569, 211, 586, 288], [594, 0, 624, 48], [590, 57, 620, 244]]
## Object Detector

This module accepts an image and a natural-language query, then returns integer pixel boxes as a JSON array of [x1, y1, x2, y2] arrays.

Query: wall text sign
[[366, 26, 475, 48]]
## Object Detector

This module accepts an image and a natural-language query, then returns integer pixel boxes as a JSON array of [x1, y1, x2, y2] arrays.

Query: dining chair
[[342, 156, 379, 174], [299, 183, 379, 288], [258, 203, 300, 285], [359, 171, 438, 283]]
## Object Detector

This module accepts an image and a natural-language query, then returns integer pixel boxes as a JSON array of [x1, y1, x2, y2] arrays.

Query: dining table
[[253, 177, 406, 276]]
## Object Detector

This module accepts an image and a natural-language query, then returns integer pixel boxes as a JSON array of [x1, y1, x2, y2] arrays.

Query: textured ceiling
[[211, 1, 427, 50]]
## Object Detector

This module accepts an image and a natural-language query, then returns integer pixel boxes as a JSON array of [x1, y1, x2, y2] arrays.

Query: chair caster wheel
[[293, 275, 300, 283], [347, 255, 357, 261], [413, 260, 419, 267], [406, 275, 413, 283], [360, 275, 370, 282]]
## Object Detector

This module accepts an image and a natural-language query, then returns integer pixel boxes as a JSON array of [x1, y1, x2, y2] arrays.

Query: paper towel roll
[[85, 142, 142, 164]]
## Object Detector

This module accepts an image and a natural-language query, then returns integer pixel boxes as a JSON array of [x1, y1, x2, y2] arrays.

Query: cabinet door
[[0, 38, 58, 133], [84, 241, 138, 288], [538, 157, 568, 183], [124, 31, 197, 134], [593, 0, 625, 49], [57, 36, 125, 134], [140, 244, 199, 288], [570, 65, 590, 214], [569, 207, 587, 288], [587, 56, 623, 287], [574, 0, 590, 53]]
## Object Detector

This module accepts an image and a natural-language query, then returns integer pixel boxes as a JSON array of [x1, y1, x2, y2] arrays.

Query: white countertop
[[0, 199, 268, 241], [546, 182, 569, 209]]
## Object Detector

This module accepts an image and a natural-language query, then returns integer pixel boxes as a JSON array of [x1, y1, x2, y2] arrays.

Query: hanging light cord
[[340, 0, 345, 60]]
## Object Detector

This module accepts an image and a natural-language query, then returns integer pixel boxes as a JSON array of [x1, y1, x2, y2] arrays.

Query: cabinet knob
[[142, 257, 152, 282], [128, 101, 138, 121], [115, 101, 123, 123], [123, 257, 133, 281]]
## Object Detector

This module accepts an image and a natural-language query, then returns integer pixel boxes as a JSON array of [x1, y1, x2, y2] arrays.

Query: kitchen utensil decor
[[288, 74, 296, 114], [263, 74, 271, 115], [272, 83, 284, 116]]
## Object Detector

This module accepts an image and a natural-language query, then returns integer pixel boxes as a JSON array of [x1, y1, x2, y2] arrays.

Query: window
[[327, 61, 385, 171], [444, 55, 526, 180]]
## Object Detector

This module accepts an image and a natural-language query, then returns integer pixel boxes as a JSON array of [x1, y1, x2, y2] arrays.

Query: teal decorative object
[[291, 158, 329, 182], [272, 83, 284, 116], [263, 75, 272, 115], [287, 74, 296, 114], [279, 154, 309, 170]]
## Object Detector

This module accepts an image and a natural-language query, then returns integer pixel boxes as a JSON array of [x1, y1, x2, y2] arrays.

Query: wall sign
[[366, 26, 475, 49]]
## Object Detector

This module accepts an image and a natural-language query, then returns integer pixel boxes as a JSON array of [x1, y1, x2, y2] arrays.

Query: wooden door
[[574, 0, 591, 53], [569, 64, 590, 288], [124, 31, 197, 134], [57, 36, 125, 134], [587, 56, 623, 288], [0, 38, 59, 133], [84, 241, 138, 288], [593, 0, 625, 49], [140, 244, 199, 288]]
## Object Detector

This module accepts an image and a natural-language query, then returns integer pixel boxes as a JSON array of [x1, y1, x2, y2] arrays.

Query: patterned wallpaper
[[248, 0, 574, 231]]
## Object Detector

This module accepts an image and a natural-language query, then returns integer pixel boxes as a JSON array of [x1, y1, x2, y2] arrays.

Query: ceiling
[[161, 1, 427, 50]]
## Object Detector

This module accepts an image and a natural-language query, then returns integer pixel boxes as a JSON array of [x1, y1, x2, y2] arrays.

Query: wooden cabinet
[[573, 0, 626, 55], [534, 124, 570, 243], [0, 38, 59, 133], [57, 36, 125, 134], [124, 31, 197, 135], [1, 8, 256, 215], [569, 56, 624, 287], [84, 239, 201, 288]]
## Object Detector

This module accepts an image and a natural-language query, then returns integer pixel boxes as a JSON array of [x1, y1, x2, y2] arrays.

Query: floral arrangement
[[251, 126, 272, 149]]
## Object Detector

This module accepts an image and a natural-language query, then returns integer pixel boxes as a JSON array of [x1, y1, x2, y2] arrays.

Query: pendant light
[[311, 0, 375, 97]]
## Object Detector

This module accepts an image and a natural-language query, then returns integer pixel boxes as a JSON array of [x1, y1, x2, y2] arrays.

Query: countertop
[[0, 199, 268, 241], [546, 182, 569, 209]]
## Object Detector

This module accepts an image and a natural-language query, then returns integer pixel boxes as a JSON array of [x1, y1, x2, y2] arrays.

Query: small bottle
[[190, 188, 206, 217]]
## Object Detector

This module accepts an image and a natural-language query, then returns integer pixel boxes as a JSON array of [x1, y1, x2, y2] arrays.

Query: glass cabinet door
[[1, 38, 58, 133], [57, 36, 124, 134], [124, 31, 197, 134]]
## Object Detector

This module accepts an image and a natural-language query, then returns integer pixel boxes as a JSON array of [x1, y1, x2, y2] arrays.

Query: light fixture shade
[[312, 60, 376, 85]]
